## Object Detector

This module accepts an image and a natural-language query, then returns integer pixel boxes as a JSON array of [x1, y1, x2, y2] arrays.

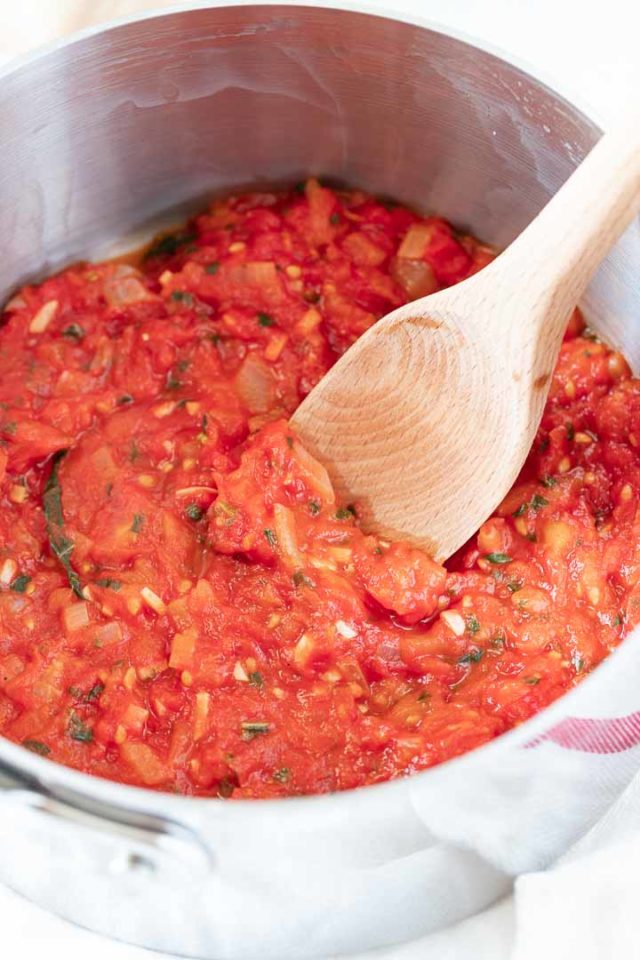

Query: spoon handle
[[489, 117, 640, 335]]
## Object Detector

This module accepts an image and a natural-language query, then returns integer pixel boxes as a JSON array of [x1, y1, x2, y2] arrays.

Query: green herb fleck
[[263, 528, 277, 548], [566, 422, 575, 441], [144, 232, 196, 260], [86, 682, 105, 702], [95, 578, 122, 591], [241, 721, 270, 741], [485, 552, 512, 564], [329, 212, 341, 225], [205, 262, 220, 275], [417, 691, 431, 703], [530, 494, 549, 510], [273, 767, 290, 783], [507, 580, 523, 594], [128, 440, 140, 462], [541, 476, 557, 488], [512, 503, 527, 517], [466, 615, 480, 635], [458, 647, 484, 665], [286, 435, 294, 449], [117, 394, 133, 406], [185, 503, 204, 522], [258, 312, 275, 327], [10, 574, 31, 593], [171, 290, 194, 305], [23, 739, 50, 756], [68, 712, 94, 742], [62, 323, 85, 341], [308, 499, 321, 516], [248, 671, 264, 688], [166, 373, 182, 391], [1, 421, 17, 435], [131, 513, 145, 534], [43, 451, 83, 598], [335, 505, 356, 520], [524, 676, 540, 686], [614, 614, 623, 627]]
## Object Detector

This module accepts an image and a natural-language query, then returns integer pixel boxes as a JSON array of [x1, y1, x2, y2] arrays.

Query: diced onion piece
[[193, 692, 210, 741], [234, 353, 276, 413], [0, 558, 17, 585], [4, 294, 26, 312], [175, 486, 216, 498], [229, 261, 279, 288], [341, 232, 386, 266], [63, 602, 90, 633], [29, 300, 58, 333], [169, 626, 197, 670], [273, 504, 303, 568], [120, 741, 169, 786], [397, 224, 433, 259], [440, 610, 465, 636], [121, 703, 149, 734], [328, 546, 353, 564], [337, 657, 370, 696], [295, 308, 322, 335], [264, 332, 288, 362], [293, 632, 315, 669], [291, 440, 335, 504], [92, 623, 122, 651], [104, 265, 156, 307], [335, 619, 357, 639], [233, 661, 249, 682], [140, 586, 166, 615], [153, 401, 176, 419], [390, 257, 439, 299], [9, 485, 28, 504]]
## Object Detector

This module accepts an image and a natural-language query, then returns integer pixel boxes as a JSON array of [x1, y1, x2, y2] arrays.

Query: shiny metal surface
[[1, 4, 639, 958]]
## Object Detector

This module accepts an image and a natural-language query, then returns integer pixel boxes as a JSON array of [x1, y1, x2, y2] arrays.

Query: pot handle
[[0, 759, 214, 879]]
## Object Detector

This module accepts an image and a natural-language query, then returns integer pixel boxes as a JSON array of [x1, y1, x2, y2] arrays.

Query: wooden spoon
[[291, 125, 640, 562]]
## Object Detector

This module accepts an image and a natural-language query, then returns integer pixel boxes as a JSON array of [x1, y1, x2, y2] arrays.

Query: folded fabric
[[514, 768, 640, 960]]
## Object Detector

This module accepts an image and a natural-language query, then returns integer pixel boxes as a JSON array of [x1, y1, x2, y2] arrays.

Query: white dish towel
[[511, 768, 640, 960]]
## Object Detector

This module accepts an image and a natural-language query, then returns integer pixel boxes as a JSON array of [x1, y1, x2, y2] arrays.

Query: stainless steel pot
[[1, 4, 640, 958]]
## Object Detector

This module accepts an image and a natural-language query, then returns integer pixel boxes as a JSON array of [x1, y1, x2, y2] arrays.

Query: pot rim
[[0, 0, 621, 824]]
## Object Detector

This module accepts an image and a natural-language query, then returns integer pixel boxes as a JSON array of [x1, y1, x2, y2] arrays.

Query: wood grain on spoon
[[291, 123, 640, 562]]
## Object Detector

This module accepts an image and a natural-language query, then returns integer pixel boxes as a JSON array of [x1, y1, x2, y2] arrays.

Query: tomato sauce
[[0, 180, 635, 798]]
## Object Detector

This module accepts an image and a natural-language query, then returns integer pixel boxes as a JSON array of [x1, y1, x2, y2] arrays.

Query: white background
[[0, 0, 638, 958]]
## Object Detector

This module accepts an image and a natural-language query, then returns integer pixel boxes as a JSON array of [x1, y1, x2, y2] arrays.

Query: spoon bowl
[[292, 120, 640, 560]]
